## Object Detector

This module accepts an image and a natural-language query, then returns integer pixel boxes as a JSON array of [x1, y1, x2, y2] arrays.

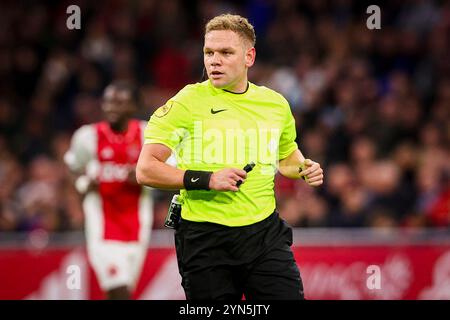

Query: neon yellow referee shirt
[[145, 80, 298, 226]]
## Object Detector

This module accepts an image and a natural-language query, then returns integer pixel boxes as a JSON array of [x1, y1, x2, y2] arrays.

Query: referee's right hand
[[209, 168, 247, 192]]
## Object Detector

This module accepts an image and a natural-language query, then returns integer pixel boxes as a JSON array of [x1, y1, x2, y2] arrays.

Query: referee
[[137, 14, 324, 300]]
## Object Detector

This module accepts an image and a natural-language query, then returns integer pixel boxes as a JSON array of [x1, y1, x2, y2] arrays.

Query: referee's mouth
[[210, 71, 224, 79]]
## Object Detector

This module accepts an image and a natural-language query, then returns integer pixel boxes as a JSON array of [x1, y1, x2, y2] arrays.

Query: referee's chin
[[209, 78, 228, 89]]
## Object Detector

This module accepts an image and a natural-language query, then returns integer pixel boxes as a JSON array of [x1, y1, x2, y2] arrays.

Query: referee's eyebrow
[[203, 46, 235, 53]]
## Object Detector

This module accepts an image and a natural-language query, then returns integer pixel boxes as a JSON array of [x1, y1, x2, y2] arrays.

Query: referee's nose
[[210, 52, 222, 66]]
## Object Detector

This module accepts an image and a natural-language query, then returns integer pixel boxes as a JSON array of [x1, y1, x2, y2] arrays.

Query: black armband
[[183, 170, 213, 190]]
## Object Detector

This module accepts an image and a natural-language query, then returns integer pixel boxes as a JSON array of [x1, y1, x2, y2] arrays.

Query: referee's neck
[[223, 81, 249, 94]]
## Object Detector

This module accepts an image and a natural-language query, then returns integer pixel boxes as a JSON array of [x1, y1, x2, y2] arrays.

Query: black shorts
[[174, 211, 304, 300]]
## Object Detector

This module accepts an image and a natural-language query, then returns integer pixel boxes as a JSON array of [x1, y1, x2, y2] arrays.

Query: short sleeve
[[64, 125, 96, 173], [144, 100, 191, 151], [278, 104, 298, 160], [140, 120, 177, 167]]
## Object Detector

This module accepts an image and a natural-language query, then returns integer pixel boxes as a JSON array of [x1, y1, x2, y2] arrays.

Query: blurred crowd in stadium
[[0, 0, 449, 233]]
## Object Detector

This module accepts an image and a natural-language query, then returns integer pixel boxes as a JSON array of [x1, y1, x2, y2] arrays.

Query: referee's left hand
[[299, 159, 324, 187]]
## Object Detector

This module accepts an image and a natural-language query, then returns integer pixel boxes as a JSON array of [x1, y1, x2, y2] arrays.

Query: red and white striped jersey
[[65, 120, 151, 242]]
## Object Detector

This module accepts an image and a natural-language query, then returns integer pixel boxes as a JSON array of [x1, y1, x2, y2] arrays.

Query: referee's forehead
[[204, 30, 243, 49]]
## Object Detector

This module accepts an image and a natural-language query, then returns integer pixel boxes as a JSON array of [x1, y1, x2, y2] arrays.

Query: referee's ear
[[245, 47, 256, 68]]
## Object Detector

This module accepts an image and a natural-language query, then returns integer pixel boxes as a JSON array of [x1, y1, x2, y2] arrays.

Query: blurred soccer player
[[64, 82, 155, 299]]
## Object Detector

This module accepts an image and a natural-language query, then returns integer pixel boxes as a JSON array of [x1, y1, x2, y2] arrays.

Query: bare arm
[[136, 143, 248, 191], [278, 149, 324, 187], [136, 143, 185, 189], [278, 149, 306, 179]]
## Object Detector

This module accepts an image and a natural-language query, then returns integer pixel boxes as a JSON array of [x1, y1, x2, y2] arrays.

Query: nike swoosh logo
[[211, 108, 227, 114], [191, 178, 199, 182]]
